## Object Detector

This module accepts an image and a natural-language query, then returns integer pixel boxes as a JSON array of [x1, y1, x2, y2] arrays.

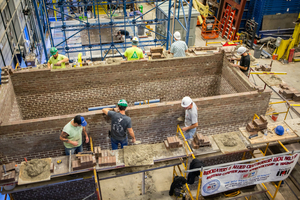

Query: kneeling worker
[[181, 96, 198, 140], [124, 37, 144, 61], [103, 99, 136, 150], [48, 47, 69, 69], [60, 115, 89, 155]]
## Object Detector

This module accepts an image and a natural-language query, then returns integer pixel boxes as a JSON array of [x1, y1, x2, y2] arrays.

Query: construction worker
[[102, 99, 136, 150], [231, 46, 250, 76], [115, 29, 131, 40], [181, 96, 198, 140], [170, 31, 188, 58], [59, 115, 89, 155], [47, 47, 69, 69], [124, 37, 144, 61]]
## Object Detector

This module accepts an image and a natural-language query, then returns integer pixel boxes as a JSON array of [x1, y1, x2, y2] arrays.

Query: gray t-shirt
[[108, 111, 132, 141], [170, 40, 188, 58], [185, 102, 198, 127]]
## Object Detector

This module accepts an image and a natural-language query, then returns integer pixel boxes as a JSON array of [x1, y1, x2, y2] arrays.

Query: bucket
[[271, 114, 279, 122], [272, 54, 278, 60], [254, 46, 262, 58], [137, 25, 145, 35]]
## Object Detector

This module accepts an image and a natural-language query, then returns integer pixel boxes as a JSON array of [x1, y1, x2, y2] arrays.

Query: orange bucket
[[272, 54, 278, 60], [271, 114, 279, 122]]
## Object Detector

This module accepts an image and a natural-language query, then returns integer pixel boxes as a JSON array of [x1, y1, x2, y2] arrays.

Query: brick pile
[[0, 162, 16, 184], [246, 115, 268, 135], [279, 83, 300, 101], [72, 154, 96, 171], [192, 133, 211, 149], [98, 150, 116, 167], [150, 47, 165, 59], [255, 64, 272, 71], [164, 136, 183, 149]]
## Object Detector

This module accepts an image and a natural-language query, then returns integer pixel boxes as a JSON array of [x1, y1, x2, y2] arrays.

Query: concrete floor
[[98, 3, 300, 200]]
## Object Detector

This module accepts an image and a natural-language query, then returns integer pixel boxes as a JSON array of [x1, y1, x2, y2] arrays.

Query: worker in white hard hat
[[231, 46, 251, 76], [181, 96, 198, 140], [124, 36, 144, 61], [170, 31, 188, 58]]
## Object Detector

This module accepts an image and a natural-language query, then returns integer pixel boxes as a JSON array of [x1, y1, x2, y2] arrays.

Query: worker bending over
[[170, 31, 188, 58], [231, 46, 250, 76], [60, 115, 89, 155], [103, 99, 136, 150], [181, 96, 198, 140], [124, 37, 144, 61], [48, 47, 69, 69]]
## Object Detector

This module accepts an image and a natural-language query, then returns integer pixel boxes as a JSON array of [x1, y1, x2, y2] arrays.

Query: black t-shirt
[[108, 111, 132, 141], [119, 30, 129, 36], [240, 54, 250, 72]]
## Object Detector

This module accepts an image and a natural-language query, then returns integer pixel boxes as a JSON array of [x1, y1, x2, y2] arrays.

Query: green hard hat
[[50, 47, 58, 56], [118, 99, 128, 107]]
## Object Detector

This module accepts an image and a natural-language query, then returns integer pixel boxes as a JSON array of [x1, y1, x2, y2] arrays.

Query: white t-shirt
[[185, 102, 198, 127]]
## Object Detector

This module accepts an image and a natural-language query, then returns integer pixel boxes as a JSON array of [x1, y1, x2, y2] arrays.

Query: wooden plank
[[285, 118, 300, 137], [239, 121, 298, 144]]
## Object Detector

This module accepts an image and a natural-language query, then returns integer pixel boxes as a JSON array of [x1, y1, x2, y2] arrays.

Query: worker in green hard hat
[[47, 47, 69, 69], [102, 99, 136, 150]]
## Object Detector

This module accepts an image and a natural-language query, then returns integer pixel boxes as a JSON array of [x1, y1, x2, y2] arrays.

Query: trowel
[[132, 139, 142, 145]]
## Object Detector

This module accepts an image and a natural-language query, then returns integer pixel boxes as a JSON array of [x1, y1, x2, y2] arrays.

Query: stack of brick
[[0, 162, 16, 184], [192, 133, 211, 149], [1, 67, 13, 85], [279, 83, 300, 101], [164, 136, 183, 149], [246, 115, 268, 135], [255, 64, 271, 71], [98, 150, 116, 167], [150, 47, 165, 59], [94, 146, 101, 158], [72, 155, 96, 171]]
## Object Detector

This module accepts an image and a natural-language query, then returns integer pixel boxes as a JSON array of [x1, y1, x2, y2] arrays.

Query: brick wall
[[0, 90, 270, 163], [0, 76, 21, 125], [11, 178, 96, 200], [11, 54, 225, 119]]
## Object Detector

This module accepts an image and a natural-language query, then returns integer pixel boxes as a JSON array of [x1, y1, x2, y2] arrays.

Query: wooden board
[[212, 132, 248, 154], [285, 118, 300, 137], [239, 121, 298, 144], [18, 158, 51, 185]]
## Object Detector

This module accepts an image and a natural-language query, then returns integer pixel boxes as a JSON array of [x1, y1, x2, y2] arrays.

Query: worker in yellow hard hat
[[47, 47, 69, 69], [124, 37, 144, 61]]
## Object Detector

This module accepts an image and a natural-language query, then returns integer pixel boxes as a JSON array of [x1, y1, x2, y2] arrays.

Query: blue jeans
[[111, 137, 128, 150], [65, 144, 83, 155], [185, 128, 197, 140]]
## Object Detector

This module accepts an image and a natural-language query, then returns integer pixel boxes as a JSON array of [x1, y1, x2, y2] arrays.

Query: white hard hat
[[174, 31, 181, 40], [237, 47, 247, 55], [132, 36, 139, 42], [181, 96, 192, 108]]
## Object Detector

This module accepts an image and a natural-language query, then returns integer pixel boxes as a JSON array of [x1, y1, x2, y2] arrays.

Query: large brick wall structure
[[10, 53, 227, 119], [0, 91, 270, 163]]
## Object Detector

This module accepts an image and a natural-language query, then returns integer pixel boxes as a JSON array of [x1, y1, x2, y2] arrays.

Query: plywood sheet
[[285, 118, 300, 137], [239, 121, 298, 144], [18, 158, 51, 185], [258, 74, 282, 86], [212, 132, 248, 154]]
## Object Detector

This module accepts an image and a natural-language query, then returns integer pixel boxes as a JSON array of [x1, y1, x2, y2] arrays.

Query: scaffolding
[[33, 0, 194, 62]]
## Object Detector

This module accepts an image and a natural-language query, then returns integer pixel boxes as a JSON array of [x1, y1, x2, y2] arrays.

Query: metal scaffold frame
[[32, 0, 193, 62]]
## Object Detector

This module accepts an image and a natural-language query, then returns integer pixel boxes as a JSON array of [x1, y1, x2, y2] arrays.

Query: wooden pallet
[[239, 121, 298, 144]]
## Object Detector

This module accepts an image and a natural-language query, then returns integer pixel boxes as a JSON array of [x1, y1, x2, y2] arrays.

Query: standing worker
[[124, 37, 144, 61], [181, 96, 198, 140], [231, 46, 250, 76], [170, 31, 188, 58], [47, 47, 69, 69], [102, 99, 136, 150], [59, 115, 89, 155]]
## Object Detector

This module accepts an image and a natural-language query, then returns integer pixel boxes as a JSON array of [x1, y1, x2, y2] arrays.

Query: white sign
[[201, 153, 300, 196]]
